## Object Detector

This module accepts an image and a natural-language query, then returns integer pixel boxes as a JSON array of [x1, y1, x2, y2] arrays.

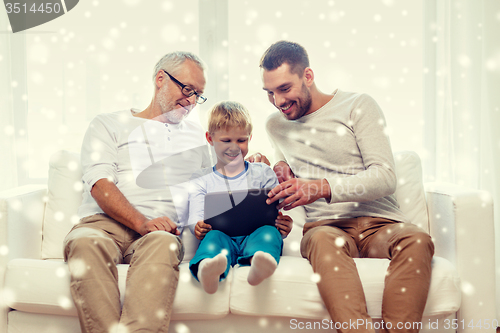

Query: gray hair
[[152, 51, 206, 82]]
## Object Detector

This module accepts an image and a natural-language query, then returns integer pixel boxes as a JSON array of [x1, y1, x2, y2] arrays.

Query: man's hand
[[266, 178, 331, 210], [273, 161, 295, 183], [275, 211, 293, 238], [194, 220, 212, 240], [138, 216, 180, 236], [245, 152, 270, 166]]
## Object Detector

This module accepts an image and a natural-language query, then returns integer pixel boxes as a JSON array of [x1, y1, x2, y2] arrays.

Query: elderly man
[[64, 52, 210, 333], [262, 41, 434, 333]]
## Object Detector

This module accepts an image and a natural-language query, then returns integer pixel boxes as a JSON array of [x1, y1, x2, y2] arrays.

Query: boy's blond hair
[[208, 101, 253, 134]]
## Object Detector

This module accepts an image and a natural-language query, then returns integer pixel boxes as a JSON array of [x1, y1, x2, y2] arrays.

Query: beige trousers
[[64, 214, 184, 333], [301, 217, 434, 333]]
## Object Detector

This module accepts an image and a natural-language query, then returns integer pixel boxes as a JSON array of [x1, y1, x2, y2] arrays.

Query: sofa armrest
[[425, 182, 496, 332], [0, 185, 47, 262], [0, 185, 47, 333]]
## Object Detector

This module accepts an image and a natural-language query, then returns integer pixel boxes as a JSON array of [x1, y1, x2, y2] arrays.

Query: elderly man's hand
[[266, 178, 331, 210], [139, 216, 180, 236], [245, 152, 270, 166]]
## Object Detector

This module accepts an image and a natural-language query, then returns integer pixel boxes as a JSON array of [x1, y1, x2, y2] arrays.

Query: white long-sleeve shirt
[[78, 109, 212, 229], [266, 90, 407, 223]]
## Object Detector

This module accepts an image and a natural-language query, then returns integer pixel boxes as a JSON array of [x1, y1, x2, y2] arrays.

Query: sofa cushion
[[280, 206, 307, 258], [230, 256, 460, 319], [4, 259, 230, 320], [5, 256, 460, 322]]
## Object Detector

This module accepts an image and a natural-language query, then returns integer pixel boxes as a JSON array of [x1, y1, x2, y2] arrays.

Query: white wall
[[226, 0, 424, 161]]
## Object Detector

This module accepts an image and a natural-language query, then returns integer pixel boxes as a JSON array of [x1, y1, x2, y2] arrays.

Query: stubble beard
[[283, 83, 313, 120], [296, 83, 313, 119]]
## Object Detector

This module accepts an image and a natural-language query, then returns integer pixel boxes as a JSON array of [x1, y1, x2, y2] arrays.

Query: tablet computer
[[204, 187, 279, 237]]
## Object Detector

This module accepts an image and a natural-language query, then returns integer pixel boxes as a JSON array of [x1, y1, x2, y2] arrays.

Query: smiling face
[[262, 63, 313, 121], [207, 126, 251, 171], [156, 60, 206, 124]]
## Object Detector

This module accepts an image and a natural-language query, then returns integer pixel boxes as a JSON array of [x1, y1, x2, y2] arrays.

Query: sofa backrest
[[41, 150, 429, 260], [42, 151, 83, 259]]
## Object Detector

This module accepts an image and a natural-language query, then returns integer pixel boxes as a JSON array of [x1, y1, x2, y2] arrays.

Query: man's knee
[[395, 227, 435, 257], [64, 227, 119, 263], [301, 226, 355, 258], [64, 233, 121, 280], [309, 227, 347, 246], [139, 231, 184, 258]]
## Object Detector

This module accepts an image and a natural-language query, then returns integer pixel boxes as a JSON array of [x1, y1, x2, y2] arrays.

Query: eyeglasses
[[162, 70, 207, 104]]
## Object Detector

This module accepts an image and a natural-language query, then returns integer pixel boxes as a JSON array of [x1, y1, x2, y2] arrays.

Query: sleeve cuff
[[82, 167, 118, 190]]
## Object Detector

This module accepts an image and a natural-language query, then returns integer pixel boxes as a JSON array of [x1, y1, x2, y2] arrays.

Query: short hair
[[152, 51, 206, 82], [208, 101, 253, 135], [259, 40, 310, 76]]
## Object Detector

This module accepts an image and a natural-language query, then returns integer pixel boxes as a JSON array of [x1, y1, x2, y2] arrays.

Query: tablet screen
[[204, 188, 279, 237]]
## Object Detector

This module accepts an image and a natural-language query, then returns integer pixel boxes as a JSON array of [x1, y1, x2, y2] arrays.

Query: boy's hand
[[245, 152, 270, 166], [273, 161, 295, 183], [275, 211, 293, 238], [195, 220, 212, 240]]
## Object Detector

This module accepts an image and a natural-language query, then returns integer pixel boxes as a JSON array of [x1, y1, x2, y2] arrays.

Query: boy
[[188, 101, 292, 294]]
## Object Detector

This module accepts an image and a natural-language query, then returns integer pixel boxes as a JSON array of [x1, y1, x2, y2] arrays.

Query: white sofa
[[0, 150, 496, 333]]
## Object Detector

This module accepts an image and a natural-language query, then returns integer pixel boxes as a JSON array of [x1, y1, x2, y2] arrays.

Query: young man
[[187, 101, 292, 294], [261, 41, 434, 333], [64, 52, 210, 333]]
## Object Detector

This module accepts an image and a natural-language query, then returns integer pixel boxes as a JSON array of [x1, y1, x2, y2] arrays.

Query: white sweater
[[266, 90, 407, 224]]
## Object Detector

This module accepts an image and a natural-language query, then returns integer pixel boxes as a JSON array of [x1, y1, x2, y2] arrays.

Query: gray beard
[[164, 108, 188, 124], [158, 86, 188, 124]]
